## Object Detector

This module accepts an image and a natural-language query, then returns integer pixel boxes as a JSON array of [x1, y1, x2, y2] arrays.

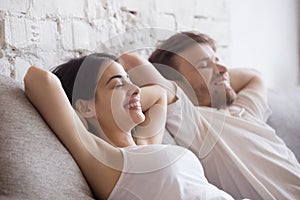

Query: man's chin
[[210, 88, 237, 109], [226, 89, 237, 106]]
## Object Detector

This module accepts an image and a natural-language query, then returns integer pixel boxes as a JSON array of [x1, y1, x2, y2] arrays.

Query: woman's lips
[[128, 97, 142, 110], [128, 101, 142, 109]]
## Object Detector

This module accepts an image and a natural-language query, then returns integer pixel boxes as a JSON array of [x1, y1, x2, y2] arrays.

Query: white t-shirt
[[164, 85, 300, 200], [108, 144, 234, 200]]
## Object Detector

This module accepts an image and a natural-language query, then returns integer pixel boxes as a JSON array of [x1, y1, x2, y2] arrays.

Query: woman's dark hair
[[52, 53, 117, 106], [148, 31, 216, 70]]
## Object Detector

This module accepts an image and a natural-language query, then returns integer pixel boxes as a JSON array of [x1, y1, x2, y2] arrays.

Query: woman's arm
[[119, 53, 177, 105], [118, 53, 172, 145], [24, 66, 122, 199], [133, 85, 168, 145], [119, 54, 177, 144]]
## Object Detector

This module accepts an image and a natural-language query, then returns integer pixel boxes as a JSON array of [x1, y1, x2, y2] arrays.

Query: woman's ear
[[75, 99, 96, 119]]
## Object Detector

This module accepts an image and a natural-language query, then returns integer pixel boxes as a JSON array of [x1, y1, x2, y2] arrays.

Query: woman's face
[[94, 61, 145, 135]]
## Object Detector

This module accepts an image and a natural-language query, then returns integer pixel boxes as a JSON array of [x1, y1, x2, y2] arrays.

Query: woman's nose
[[129, 82, 141, 96]]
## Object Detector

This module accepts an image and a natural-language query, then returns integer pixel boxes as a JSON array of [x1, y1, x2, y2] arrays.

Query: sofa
[[0, 75, 94, 199], [0, 74, 299, 199]]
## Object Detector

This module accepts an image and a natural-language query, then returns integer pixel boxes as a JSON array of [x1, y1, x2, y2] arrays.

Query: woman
[[51, 53, 170, 147], [24, 53, 234, 199]]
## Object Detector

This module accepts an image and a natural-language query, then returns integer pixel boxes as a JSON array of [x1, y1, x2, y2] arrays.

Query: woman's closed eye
[[114, 78, 131, 88], [114, 80, 125, 88], [107, 74, 132, 89]]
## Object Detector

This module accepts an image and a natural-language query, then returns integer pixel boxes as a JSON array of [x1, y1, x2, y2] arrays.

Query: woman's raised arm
[[118, 54, 175, 145], [24, 66, 122, 199], [118, 53, 177, 105]]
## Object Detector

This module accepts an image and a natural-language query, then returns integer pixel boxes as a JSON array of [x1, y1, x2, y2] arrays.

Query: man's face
[[173, 43, 237, 108]]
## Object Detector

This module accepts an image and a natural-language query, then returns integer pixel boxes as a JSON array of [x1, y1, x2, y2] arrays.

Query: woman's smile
[[127, 95, 142, 110]]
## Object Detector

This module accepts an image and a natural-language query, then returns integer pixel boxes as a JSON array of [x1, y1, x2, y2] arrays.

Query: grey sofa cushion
[[0, 75, 95, 200], [267, 88, 300, 161]]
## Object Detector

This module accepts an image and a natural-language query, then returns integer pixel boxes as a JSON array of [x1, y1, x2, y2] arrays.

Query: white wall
[[228, 0, 299, 89]]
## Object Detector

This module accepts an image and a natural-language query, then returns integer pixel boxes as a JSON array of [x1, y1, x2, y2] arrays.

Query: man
[[146, 31, 300, 199]]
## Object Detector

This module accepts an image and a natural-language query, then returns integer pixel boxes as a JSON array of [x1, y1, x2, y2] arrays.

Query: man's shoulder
[[233, 88, 271, 122]]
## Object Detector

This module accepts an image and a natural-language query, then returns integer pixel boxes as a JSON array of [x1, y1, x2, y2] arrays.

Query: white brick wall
[[0, 0, 230, 82], [0, 0, 30, 13], [5, 17, 34, 49], [30, 0, 86, 18]]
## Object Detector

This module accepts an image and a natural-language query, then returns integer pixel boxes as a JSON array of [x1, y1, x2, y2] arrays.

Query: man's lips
[[215, 80, 228, 86], [213, 73, 229, 86]]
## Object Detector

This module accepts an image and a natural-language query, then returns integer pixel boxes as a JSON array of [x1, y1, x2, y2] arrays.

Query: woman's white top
[[108, 144, 234, 200]]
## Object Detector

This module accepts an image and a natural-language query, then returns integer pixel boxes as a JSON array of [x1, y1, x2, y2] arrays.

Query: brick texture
[[0, 0, 230, 82]]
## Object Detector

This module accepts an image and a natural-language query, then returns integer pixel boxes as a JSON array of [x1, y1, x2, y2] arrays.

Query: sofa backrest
[[267, 88, 300, 161], [0, 75, 95, 199]]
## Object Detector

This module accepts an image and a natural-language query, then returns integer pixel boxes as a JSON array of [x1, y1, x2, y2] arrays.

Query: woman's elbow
[[24, 66, 59, 95]]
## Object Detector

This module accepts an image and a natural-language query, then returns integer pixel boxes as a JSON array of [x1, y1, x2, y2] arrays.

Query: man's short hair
[[149, 31, 216, 69]]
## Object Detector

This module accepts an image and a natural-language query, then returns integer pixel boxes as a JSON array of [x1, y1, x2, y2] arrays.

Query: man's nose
[[215, 63, 228, 74]]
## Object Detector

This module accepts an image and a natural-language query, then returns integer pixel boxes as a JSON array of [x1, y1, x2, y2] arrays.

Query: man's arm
[[228, 68, 267, 95], [228, 68, 271, 121]]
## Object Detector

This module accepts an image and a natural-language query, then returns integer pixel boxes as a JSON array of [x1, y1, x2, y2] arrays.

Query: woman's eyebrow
[[105, 75, 123, 85]]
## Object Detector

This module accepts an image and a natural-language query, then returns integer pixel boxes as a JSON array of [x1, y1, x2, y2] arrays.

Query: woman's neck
[[88, 118, 137, 147], [111, 132, 136, 147], [94, 125, 136, 147]]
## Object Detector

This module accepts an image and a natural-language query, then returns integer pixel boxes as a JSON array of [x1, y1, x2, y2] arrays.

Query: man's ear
[[75, 99, 96, 119]]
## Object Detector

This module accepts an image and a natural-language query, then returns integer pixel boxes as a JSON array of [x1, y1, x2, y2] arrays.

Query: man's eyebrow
[[195, 57, 210, 63], [195, 54, 220, 63], [105, 75, 123, 85]]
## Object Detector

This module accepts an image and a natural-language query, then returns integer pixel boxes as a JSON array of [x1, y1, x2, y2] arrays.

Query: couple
[[24, 31, 300, 199]]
